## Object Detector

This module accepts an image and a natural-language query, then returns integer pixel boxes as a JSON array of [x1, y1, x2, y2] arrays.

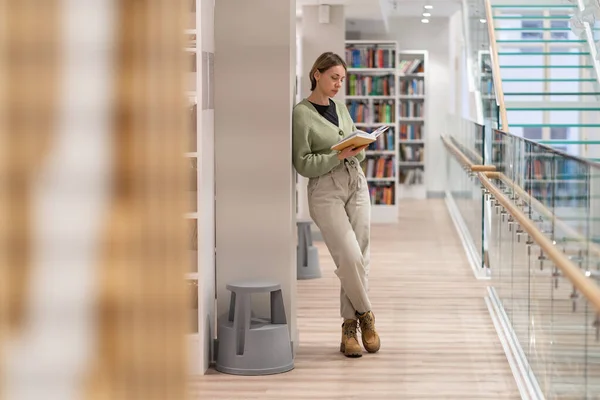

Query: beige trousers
[[308, 157, 371, 320]]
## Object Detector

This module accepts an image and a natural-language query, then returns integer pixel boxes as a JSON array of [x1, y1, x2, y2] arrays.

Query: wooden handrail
[[497, 173, 600, 260], [479, 172, 600, 314], [444, 131, 600, 311], [442, 134, 496, 172], [462, 142, 484, 165], [484, 0, 509, 131]]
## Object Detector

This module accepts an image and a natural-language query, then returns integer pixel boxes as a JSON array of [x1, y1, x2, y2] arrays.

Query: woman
[[292, 52, 380, 358]]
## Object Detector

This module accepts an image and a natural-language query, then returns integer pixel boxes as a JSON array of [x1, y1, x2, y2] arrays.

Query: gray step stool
[[216, 280, 294, 376], [297, 219, 321, 279]]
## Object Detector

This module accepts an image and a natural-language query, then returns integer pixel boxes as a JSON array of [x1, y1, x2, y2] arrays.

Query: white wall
[[297, 5, 346, 220], [448, 11, 461, 117], [214, 0, 297, 354], [361, 17, 451, 195], [198, 0, 215, 375], [300, 5, 346, 99]]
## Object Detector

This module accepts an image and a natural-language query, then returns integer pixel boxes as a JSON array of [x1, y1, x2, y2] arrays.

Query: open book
[[330, 125, 390, 151]]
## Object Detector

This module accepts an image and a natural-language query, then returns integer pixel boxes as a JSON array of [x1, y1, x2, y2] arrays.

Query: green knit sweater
[[292, 98, 365, 178]]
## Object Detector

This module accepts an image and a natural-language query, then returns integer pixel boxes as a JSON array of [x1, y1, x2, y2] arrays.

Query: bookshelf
[[185, 1, 201, 375], [397, 50, 427, 200], [345, 40, 398, 222], [344, 42, 428, 221]]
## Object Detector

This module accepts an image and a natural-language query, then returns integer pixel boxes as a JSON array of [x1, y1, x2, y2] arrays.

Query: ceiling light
[[424, 5, 433, 9], [421, 18, 430, 23], [480, 18, 486, 23], [423, 12, 431, 17]]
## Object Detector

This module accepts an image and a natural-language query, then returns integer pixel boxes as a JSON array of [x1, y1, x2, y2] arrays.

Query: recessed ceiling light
[[423, 12, 431, 17], [424, 5, 433, 9], [421, 18, 430, 23], [480, 18, 486, 23]]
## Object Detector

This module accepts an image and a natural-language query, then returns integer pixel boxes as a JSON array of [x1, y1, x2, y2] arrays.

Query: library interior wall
[[198, 0, 215, 374], [359, 17, 451, 195], [298, 5, 346, 220], [448, 11, 460, 117], [214, 0, 297, 357]]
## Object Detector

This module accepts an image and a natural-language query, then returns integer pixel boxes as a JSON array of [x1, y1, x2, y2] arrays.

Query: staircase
[[487, 0, 600, 147]]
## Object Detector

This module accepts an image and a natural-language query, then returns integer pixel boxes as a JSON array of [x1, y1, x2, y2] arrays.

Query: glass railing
[[487, 129, 600, 399], [537, 140, 600, 163], [444, 121, 600, 399], [443, 116, 493, 276], [463, 0, 503, 129]]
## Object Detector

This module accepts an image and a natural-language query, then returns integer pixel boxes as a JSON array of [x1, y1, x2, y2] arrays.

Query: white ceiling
[[296, 0, 383, 20], [384, 0, 461, 17], [296, 0, 461, 20]]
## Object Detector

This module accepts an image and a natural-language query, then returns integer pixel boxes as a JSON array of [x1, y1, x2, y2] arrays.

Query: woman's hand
[[337, 144, 368, 160]]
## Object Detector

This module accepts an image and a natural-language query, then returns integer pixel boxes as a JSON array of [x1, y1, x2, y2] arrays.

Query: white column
[[196, 0, 216, 375], [214, 0, 297, 348], [297, 5, 346, 221]]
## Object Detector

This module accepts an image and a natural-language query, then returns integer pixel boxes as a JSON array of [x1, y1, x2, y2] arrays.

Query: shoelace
[[359, 314, 374, 332], [343, 322, 358, 339]]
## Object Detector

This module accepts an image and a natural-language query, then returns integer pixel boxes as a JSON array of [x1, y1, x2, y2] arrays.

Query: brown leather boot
[[340, 319, 362, 358], [357, 311, 380, 353]]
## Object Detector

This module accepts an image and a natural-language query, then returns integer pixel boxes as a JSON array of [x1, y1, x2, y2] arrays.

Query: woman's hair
[[309, 52, 347, 91]]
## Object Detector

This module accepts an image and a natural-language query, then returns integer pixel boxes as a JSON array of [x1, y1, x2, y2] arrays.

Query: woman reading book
[[292, 52, 380, 358]]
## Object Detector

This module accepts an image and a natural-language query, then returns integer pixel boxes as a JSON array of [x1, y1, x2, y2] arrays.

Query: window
[[521, 20, 543, 40], [521, 19, 569, 40], [550, 127, 568, 140], [523, 127, 542, 140], [519, 46, 544, 53], [550, 20, 569, 40]]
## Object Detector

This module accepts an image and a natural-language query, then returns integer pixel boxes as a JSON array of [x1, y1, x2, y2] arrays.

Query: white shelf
[[398, 95, 425, 100], [398, 161, 424, 167], [346, 95, 395, 100], [184, 152, 198, 158], [398, 118, 425, 122], [365, 150, 395, 155], [398, 73, 425, 78], [355, 122, 394, 127], [397, 50, 427, 200], [399, 140, 425, 144], [367, 177, 395, 182], [347, 68, 396, 73], [346, 39, 398, 45], [345, 44, 429, 215]]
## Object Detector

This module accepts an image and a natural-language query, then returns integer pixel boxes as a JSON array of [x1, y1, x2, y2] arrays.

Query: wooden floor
[[189, 199, 520, 399]]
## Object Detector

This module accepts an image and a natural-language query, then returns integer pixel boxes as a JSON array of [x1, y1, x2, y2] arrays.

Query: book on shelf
[[399, 168, 424, 185], [346, 46, 396, 69], [399, 101, 423, 118], [347, 74, 395, 96], [373, 100, 395, 123], [367, 127, 395, 151], [369, 184, 395, 205], [331, 126, 390, 151], [400, 79, 424, 96], [398, 59, 424, 74], [347, 100, 369, 123], [399, 124, 422, 141], [363, 155, 395, 179], [399, 144, 424, 162]]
